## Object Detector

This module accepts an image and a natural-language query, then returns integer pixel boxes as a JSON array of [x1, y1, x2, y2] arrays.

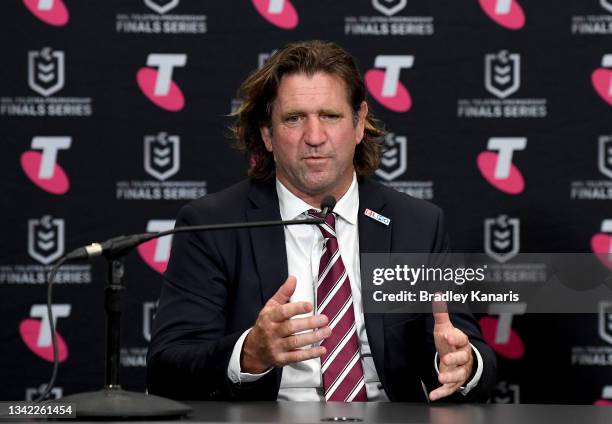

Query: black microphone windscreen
[[320, 195, 337, 213]]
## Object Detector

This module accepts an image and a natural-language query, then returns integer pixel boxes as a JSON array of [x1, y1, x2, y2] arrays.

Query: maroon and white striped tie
[[307, 210, 367, 402]]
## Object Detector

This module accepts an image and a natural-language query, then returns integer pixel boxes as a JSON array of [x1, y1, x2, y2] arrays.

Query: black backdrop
[[1, 0, 612, 404]]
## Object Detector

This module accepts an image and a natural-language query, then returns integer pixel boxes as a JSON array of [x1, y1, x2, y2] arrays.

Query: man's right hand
[[240, 275, 331, 374]]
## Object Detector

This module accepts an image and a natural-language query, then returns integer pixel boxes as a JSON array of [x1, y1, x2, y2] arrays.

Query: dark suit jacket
[[146, 177, 496, 402]]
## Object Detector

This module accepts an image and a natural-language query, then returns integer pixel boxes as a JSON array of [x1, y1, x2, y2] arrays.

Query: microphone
[[62, 214, 326, 262], [320, 195, 336, 218]]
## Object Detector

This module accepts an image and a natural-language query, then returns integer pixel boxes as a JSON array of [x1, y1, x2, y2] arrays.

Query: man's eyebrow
[[280, 108, 345, 118]]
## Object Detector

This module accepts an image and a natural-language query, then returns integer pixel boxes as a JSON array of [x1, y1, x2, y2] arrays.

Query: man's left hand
[[429, 301, 474, 401]]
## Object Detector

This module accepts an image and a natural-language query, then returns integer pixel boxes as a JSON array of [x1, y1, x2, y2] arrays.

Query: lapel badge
[[364, 208, 391, 226]]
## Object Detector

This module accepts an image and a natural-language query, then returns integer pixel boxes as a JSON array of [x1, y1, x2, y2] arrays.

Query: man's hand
[[429, 301, 474, 401], [240, 275, 331, 374]]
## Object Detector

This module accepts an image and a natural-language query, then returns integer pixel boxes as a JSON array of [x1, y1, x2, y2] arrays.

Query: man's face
[[260, 71, 367, 204]]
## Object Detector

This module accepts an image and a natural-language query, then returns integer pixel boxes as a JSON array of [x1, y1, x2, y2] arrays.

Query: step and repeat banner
[[1, 0, 611, 404]]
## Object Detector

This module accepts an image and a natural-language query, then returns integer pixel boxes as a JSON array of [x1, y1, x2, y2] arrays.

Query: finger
[[267, 276, 297, 307], [438, 367, 469, 385], [269, 301, 313, 322], [279, 314, 329, 337], [278, 345, 327, 366], [444, 328, 469, 348], [441, 350, 470, 367], [432, 299, 450, 326], [282, 326, 332, 350], [429, 383, 459, 401]]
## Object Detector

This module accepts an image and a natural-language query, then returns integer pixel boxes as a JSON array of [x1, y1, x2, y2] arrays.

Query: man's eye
[[285, 115, 300, 124]]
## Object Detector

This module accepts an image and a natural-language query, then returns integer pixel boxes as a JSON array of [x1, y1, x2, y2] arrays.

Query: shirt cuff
[[433, 343, 484, 396], [227, 328, 273, 384]]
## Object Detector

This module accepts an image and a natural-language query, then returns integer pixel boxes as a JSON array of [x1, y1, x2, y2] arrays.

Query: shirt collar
[[276, 173, 358, 225]]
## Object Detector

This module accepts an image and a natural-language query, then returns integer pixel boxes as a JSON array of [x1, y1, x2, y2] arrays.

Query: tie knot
[[307, 209, 337, 238]]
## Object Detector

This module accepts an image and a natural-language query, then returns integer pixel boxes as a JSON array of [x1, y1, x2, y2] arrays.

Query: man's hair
[[231, 40, 384, 181]]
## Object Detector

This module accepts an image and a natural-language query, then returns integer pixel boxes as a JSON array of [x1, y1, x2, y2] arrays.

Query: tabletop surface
[[170, 401, 612, 424]]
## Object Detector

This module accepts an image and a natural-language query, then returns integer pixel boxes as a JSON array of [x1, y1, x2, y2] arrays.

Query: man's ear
[[355, 101, 368, 145], [260, 125, 273, 152]]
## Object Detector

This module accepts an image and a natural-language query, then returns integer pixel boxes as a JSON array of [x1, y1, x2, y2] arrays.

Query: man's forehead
[[273, 72, 351, 111]]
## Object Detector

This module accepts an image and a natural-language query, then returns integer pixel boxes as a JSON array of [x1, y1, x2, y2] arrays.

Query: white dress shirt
[[227, 174, 482, 400]]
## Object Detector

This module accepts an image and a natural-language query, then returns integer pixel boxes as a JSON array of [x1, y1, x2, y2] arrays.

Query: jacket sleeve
[[146, 203, 279, 400]]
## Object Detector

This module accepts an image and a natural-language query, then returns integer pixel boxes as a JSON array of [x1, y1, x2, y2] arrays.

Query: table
[[171, 401, 612, 424]]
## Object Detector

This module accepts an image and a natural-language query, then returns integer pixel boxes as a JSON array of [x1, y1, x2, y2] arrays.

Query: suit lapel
[[357, 178, 392, 390], [246, 180, 289, 305]]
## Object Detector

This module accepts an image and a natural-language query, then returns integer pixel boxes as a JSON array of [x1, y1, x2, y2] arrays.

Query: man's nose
[[303, 117, 327, 146]]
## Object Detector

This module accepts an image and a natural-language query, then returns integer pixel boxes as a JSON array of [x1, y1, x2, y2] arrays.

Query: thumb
[[432, 299, 451, 327], [266, 275, 297, 307]]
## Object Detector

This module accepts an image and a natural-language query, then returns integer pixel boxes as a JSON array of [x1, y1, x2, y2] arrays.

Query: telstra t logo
[[479, 303, 526, 359], [137, 54, 187, 112], [19, 304, 71, 362], [365, 55, 414, 112], [591, 220, 612, 271], [251, 0, 299, 30], [21, 136, 71, 195], [478, 0, 525, 30], [477, 137, 526, 194], [137, 220, 175, 274], [592, 54, 612, 106], [22, 0, 69, 26]]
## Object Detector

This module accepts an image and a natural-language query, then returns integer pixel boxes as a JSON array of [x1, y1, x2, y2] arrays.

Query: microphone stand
[[44, 216, 325, 419]]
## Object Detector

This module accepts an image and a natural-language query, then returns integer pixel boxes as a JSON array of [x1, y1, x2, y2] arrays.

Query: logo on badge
[[251, 0, 298, 29], [28, 215, 64, 265], [484, 215, 520, 263], [375, 133, 407, 181], [28, 47, 65, 97], [144, 0, 179, 14], [479, 0, 525, 30], [592, 55, 612, 106], [21, 136, 71, 194], [144, 133, 180, 181], [477, 137, 526, 194], [372, 0, 407, 16], [19, 304, 70, 362], [143, 301, 158, 341], [137, 54, 187, 111], [22, 0, 69, 26], [365, 55, 413, 112], [137, 220, 175, 273], [485, 50, 520, 99], [602, 0, 612, 13]]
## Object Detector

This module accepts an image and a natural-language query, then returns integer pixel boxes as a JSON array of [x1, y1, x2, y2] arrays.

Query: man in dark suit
[[147, 40, 496, 402]]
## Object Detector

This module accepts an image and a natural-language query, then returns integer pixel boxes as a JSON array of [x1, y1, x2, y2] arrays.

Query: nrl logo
[[599, 136, 612, 180], [485, 50, 521, 99], [375, 133, 408, 181], [375, 132, 407, 181], [599, 301, 612, 345], [28, 215, 64, 265], [28, 47, 65, 97], [142, 301, 158, 342], [144, 132, 180, 181], [484, 215, 520, 263], [144, 0, 179, 14], [372, 0, 407, 16]]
